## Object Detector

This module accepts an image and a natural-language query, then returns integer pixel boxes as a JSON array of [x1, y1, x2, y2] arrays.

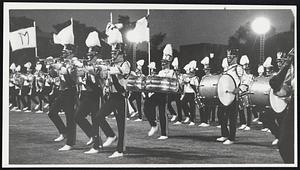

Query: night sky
[[10, 6, 294, 50]]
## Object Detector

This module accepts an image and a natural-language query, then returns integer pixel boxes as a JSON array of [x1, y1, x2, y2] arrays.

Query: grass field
[[7, 110, 285, 166]]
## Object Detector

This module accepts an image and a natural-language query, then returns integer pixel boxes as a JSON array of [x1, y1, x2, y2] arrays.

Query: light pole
[[126, 30, 138, 70], [251, 17, 271, 64]]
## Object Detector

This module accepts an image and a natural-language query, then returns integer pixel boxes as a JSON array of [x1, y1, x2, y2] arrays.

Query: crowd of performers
[[9, 43, 294, 162]]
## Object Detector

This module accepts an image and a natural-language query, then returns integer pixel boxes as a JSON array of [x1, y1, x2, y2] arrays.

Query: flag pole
[[147, 9, 151, 75], [110, 12, 113, 23], [33, 21, 38, 59]]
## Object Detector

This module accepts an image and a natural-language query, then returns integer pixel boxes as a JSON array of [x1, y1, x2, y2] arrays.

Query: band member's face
[[162, 61, 170, 69], [277, 59, 284, 69], [227, 54, 237, 65], [111, 50, 121, 60], [265, 67, 272, 75], [204, 69, 210, 74]]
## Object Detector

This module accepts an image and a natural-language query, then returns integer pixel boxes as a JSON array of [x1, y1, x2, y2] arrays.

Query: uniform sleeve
[[190, 77, 199, 86], [108, 61, 131, 75], [236, 65, 244, 77]]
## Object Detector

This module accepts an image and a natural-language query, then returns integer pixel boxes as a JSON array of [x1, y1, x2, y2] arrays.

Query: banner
[[53, 21, 74, 45], [127, 17, 149, 43], [9, 26, 37, 51], [134, 17, 149, 43]]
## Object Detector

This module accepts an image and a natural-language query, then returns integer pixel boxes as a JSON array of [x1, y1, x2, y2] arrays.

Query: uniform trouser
[[251, 107, 259, 119], [181, 93, 196, 122], [219, 100, 238, 141], [48, 88, 76, 146], [261, 108, 283, 139], [92, 92, 126, 152], [201, 105, 213, 123], [129, 92, 142, 119], [207, 105, 217, 122], [239, 107, 252, 126], [21, 86, 34, 109], [144, 93, 167, 136], [26, 92, 39, 109], [74, 91, 100, 139], [167, 93, 182, 121], [16, 89, 26, 109], [10, 87, 17, 107], [49, 88, 59, 107], [279, 98, 294, 163], [216, 105, 222, 124]]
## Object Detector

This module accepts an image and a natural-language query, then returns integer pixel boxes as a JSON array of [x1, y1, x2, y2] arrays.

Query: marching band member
[[260, 56, 282, 145], [46, 56, 59, 109], [35, 62, 46, 113], [14, 65, 24, 112], [47, 49, 77, 151], [216, 49, 243, 145], [88, 42, 131, 158], [128, 59, 144, 121], [73, 57, 102, 154], [238, 55, 254, 131], [21, 62, 35, 112], [198, 56, 212, 127], [269, 49, 294, 163], [181, 60, 199, 126], [168, 57, 182, 124], [251, 65, 265, 128], [75, 33, 104, 153], [215, 57, 230, 128], [9, 63, 18, 111], [144, 44, 175, 140], [148, 62, 157, 76], [207, 53, 218, 124]]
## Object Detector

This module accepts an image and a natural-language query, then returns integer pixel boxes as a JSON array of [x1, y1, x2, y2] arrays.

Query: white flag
[[9, 26, 36, 51], [85, 31, 101, 48], [53, 21, 74, 45], [133, 17, 149, 43]]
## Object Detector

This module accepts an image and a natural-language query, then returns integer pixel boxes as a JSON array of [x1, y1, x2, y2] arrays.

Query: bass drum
[[217, 74, 236, 106], [198, 74, 221, 102], [126, 75, 146, 92], [269, 89, 288, 113], [248, 76, 271, 108], [145, 76, 179, 93]]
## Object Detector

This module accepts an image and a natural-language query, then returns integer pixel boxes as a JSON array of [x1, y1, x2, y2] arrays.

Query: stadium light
[[251, 17, 271, 64], [251, 17, 271, 35]]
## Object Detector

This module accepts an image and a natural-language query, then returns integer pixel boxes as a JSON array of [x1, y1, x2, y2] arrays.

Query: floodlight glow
[[126, 30, 138, 43], [251, 17, 271, 34]]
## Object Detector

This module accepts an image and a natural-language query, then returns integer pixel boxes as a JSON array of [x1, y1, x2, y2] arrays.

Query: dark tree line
[[9, 15, 294, 76]]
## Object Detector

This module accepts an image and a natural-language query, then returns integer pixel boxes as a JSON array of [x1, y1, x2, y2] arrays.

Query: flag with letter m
[[9, 26, 37, 51]]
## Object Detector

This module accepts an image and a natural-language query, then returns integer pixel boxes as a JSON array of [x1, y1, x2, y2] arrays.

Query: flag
[[130, 17, 149, 43], [53, 21, 74, 45], [105, 22, 123, 45], [9, 26, 36, 51], [85, 31, 101, 48]]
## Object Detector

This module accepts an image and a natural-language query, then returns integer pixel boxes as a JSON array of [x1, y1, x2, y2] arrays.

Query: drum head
[[217, 74, 236, 106], [270, 89, 288, 113]]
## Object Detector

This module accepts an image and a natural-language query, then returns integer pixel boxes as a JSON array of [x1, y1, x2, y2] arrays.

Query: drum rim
[[217, 73, 236, 106], [269, 88, 288, 113]]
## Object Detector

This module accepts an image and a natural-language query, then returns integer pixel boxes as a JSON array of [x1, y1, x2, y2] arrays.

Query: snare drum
[[126, 75, 146, 92], [145, 76, 179, 93], [248, 76, 271, 108]]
